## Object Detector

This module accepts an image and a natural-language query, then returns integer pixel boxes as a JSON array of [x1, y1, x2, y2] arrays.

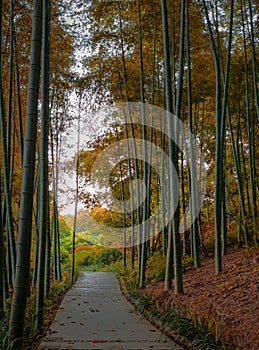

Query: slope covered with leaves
[[140, 247, 259, 349]]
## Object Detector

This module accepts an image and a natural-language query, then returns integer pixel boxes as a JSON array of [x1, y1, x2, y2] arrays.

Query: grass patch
[[127, 288, 235, 350]]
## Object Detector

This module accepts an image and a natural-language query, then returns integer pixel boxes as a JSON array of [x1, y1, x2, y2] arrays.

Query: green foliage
[[0, 279, 71, 349], [126, 288, 230, 350], [204, 239, 215, 252], [145, 251, 166, 283], [134, 292, 154, 313], [184, 304, 228, 347], [75, 247, 96, 268], [60, 246, 70, 264], [48, 279, 71, 299], [182, 256, 194, 270], [111, 264, 138, 291], [62, 240, 123, 272], [0, 318, 10, 350], [95, 249, 123, 267], [226, 233, 238, 247]]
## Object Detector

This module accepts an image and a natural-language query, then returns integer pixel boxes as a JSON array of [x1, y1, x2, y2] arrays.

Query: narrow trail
[[39, 272, 182, 350]]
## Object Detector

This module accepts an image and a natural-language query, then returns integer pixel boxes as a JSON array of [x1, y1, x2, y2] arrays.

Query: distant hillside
[[62, 208, 123, 248], [62, 209, 91, 233]]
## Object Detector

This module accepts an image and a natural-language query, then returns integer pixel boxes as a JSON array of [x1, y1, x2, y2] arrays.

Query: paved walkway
[[39, 272, 182, 350]]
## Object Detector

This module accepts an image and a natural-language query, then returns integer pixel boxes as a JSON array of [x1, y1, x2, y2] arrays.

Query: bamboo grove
[[0, 0, 258, 348]]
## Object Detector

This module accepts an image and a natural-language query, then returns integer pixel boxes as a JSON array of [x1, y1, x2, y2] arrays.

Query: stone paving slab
[[39, 272, 182, 350]]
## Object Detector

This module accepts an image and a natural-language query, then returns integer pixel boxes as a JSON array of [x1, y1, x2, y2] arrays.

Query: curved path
[[39, 272, 182, 350]]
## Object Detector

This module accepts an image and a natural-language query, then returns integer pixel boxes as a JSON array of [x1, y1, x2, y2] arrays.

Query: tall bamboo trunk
[[186, 0, 199, 267], [241, 0, 257, 242], [117, 69, 135, 269], [172, 0, 185, 294], [117, 0, 142, 274], [0, 171, 4, 320], [71, 94, 81, 284], [36, 0, 50, 330], [202, 0, 223, 274], [9, 0, 43, 347], [138, 0, 148, 289], [161, 0, 174, 291], [44, 200, 51, 296], [247, 0, 259, 123]]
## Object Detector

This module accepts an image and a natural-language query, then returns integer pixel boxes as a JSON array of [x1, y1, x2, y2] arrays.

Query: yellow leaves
[[217, 280, 236, 292], [62, 271, 70, 282]]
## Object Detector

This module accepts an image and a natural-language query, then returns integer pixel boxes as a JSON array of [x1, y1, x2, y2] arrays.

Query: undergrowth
[[0, 277, 71, 350], [127, 288, 234, 350], [106, 260, 236, 350]]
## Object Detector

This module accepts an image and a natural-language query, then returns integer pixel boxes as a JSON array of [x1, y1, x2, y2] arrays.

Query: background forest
[[0, 0, 258, 349]]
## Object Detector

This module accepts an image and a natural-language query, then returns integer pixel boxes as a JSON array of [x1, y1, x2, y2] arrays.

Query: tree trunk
[[0, 172, 4, 320], [71, 94, 81, 285], [117, 69, 135, 269], [202, 0, 223, 274], [161, 0, 174, 290], [36, 0, 50, 330], [247, 0, 259, 123], [44, 200, 51, 296], [241, 0, 257, 242], [0, 1, 16, 287], [14, 38, 24, 167], [9, 0, 43, 347], [117, 1, 142, 274], [138, 0, 148, 289], [172, 0, 185, 294], [186, 0, 199, 267]]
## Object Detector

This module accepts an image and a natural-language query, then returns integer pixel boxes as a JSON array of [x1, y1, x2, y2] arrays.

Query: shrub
[[74, 245, 96, 267], [60, 246, 70, 264], [95, 249, 123, 266], [145, 251, 166, 283]]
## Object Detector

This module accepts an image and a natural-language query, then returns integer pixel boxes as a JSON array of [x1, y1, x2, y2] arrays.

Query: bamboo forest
[[0, 0, 258, 349]]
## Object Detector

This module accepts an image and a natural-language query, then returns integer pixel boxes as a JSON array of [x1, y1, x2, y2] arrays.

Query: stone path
[[39, 272, 182, 350]]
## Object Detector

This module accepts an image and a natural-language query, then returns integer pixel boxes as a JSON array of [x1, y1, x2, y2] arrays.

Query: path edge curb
[[117, 276, 191, 350]]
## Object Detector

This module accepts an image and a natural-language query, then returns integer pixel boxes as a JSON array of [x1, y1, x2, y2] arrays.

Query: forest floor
[[142, 247, 259, 349]]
